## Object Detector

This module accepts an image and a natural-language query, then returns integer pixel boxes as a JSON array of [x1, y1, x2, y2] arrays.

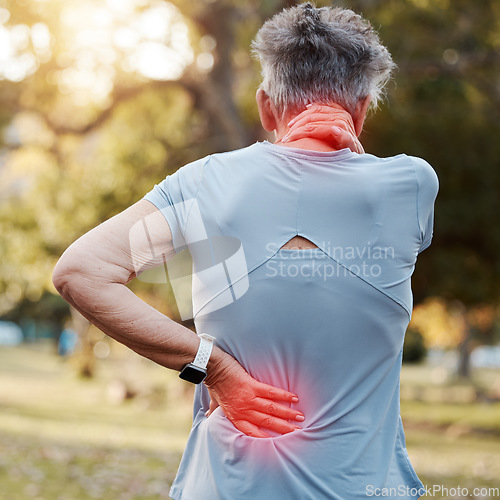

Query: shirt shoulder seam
[[182, 156, 211, 237]]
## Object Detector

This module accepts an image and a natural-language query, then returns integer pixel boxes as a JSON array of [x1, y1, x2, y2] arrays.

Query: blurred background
[[0, 0, 499, 498]]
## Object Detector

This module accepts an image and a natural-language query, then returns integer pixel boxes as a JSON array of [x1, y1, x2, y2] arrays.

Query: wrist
[[179, 333, 215, 384], [204, 345, 232, 388]]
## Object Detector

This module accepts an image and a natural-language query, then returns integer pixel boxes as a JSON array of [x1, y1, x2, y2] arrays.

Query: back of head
[[251, 2, 395, 117]]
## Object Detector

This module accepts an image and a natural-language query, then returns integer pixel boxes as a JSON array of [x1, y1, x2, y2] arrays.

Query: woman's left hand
[[204, 352, 304, 438]]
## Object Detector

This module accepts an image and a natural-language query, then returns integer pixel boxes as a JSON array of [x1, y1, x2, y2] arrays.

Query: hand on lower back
[[204, 355, 304, 438]]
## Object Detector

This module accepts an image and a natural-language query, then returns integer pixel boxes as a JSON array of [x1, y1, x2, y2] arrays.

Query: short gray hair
[[251, 2, 395, 116]]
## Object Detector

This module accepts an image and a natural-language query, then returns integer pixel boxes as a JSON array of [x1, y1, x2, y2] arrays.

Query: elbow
[[53, 239, 129, 302], [52, 249, 85, 300], [53, 247, 122, 304], [52, 257, 74, 300]]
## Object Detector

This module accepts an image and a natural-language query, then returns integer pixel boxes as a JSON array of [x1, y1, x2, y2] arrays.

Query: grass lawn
[[0, 343, 192, 500], [1, 343, 499, 499], [400, 365, 500, 499]]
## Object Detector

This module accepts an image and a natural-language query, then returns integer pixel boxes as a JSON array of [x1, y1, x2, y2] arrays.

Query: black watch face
[[179, 364, 207, 384]]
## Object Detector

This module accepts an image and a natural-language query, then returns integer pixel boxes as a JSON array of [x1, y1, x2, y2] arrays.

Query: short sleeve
[[411, 157, 439, 253], [142, 156, 208, 252]]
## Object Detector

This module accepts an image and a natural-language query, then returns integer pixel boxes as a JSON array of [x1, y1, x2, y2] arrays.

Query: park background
[[0, 0, 499, 498]]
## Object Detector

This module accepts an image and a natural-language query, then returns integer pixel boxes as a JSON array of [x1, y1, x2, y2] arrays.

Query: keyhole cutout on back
[[280, 236, 318, 250]]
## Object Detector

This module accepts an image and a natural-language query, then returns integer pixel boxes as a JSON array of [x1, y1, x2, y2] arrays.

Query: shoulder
[[203, 143, 265, 167], [407, 155, 438, 182], [407, 155, 439, 198], [152, 143, 266, 199], [172, 143, 263, 175], [173, 154, 211, 181], [358, 153, 438, 190]]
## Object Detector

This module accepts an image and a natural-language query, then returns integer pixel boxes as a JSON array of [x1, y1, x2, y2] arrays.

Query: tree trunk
[[70, 306, 95, 378], [454, 301, 471, 379]]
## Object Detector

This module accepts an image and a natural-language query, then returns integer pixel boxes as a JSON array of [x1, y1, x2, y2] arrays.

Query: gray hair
[[251, 2, 396, 116]]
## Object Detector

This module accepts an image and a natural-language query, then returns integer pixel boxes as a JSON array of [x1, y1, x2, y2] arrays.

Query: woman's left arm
[[53, 200, 304, 438], [52, 199, 202, 370]]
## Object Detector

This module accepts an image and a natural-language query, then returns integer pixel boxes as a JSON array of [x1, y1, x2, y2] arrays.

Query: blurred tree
[[410, 297, 465, 349], [0, 0, 302, 375], [0, 1, 303, 314]]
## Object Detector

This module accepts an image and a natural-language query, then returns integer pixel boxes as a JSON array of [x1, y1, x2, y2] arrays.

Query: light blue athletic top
[[143, 141, 439, 500]]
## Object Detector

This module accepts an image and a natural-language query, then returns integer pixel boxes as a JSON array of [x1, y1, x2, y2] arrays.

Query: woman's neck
[[273, 102, 358, 152], [274, 137, 341, 152]]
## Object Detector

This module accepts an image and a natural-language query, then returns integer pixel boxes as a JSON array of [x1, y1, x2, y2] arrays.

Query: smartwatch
[[179, 333, 215, 384]]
